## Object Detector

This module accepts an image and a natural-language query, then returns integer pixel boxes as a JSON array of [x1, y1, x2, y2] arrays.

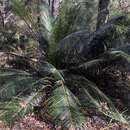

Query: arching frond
[[116, 44, 130, 55], [0, 91, 44, 127], [46, 81, 86, 130], [83, 78, 129, 124], [0, 61, 130, 129], [64, 74, 130, 125], [0, 69, 34, 100], [0, 67, 53, 126], [10, 0, 39, 41], [39, 0, 53, 37], [56, 20, 127, 65], [10, 0, 54, 42]]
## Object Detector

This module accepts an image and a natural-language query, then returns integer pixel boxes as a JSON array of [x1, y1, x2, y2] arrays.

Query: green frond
[[0, 68, 31, 77], [11, 0, 35, 26], [39, 62, 65, 81], [103, 50, 130, 63], [0, 90, 44, 127], [68, 49, 130, 78], [51, 0, 98, 42], [10, 0, 40, 41], [68, 58, 108, 77], [0, 62, 65, 126], [80, 77, 129, 124], [76, 59, 107, 72], [56, 24, 124, 65], [64, 74, 130, 125], [0, 67, 53, 100], [11, 0, 54, 41], [38, 64, 87, 129], [39, 0, 53, 37], [0, 67, 53, 126], [47, 82, 86, 129], [0, 69, 35, 100], [117, 44, 130, 55]]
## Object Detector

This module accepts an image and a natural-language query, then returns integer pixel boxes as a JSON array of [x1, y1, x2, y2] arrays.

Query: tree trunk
[[96, 0, 110, 29], [49, 0, 55, 17]]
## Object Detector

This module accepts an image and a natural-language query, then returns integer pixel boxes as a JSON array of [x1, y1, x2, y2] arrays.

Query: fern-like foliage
[[51, 0, 98, 47], [0, 1, 130, 130], [10, 0, 39, 41], [10, 0, 54, 43], [47, 82, 86, 129], [0, 67, 50, 126], [0, 62, 129, 129], [55, 15, 130, 68], [82, 78, 128, 124]]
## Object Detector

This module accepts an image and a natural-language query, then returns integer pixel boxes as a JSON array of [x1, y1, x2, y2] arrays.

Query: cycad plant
[[0, 0, 130, 129]]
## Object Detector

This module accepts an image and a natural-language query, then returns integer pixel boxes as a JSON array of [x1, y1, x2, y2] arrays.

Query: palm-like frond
[[56, 27, 117, 65], [43, 64, 130, 128], [67, 49, 130, 80], [55, 15, 128, 66], [103, 50, 130, 64], [115, 44, 130, 57], [10, 0, 54, 42], [10, 0, 39, 41], [0, 67, 53, 125], [64, 74, 130, 124], [83, 78, 128, 124], [0, 91, 44, 127], [0, 61, 130, 129], [0, 63, 87, 129], [52, 0, 98, 40], [47, 82, 86, 129], [0, 65, 57, 100], [39, 0, 53, 38], [0, 69, 34, 100]]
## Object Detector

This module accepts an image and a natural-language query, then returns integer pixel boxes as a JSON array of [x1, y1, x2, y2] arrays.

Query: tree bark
[[96, 0, 110, 29], [49, 0, 55, 17]]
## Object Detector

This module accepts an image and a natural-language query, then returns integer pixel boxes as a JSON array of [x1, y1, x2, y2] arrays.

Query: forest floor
[[0, 113, 129, 130]]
